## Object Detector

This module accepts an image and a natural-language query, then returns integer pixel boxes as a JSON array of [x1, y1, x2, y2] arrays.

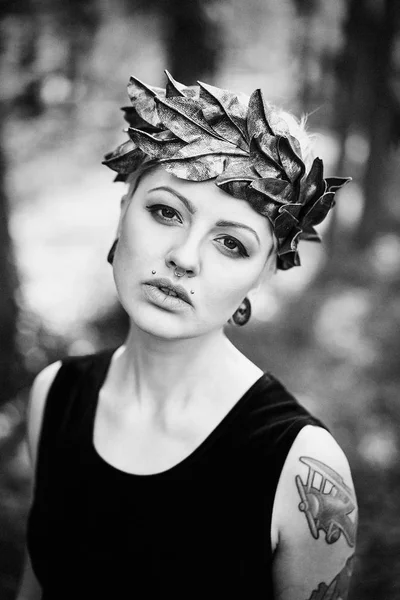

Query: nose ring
[[174, 267, 185, 278]]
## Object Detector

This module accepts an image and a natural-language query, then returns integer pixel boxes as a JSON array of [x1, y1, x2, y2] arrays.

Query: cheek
[[112, 224, 151, 299], [200, 258, 263, 314], [119, 209, 159, 263]]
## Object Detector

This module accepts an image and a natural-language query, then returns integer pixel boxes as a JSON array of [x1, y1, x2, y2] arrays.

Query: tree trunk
[[0, 108, 21, 406], [312, 0, 365, 275], [160, 0, 221, 84], [355, 0, 399, 248]]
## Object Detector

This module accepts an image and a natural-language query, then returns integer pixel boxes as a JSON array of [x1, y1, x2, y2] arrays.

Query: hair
[[126, 159, 161, 199]]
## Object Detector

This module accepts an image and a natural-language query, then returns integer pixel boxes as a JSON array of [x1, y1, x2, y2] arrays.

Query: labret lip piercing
[[151, 270, 195, 294]]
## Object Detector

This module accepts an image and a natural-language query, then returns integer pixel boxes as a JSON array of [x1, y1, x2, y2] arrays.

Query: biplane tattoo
[[295, 457, 357, 547], [307, 554, 354, 600]]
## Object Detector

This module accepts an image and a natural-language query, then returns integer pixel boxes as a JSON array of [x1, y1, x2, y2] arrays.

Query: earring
[[107, 238, 118, 265], [230, 297, 251, 326]]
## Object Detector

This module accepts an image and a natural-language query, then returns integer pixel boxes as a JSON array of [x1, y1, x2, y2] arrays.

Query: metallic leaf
[[277, 136, 305, 184], [326, 176, 352, 192], [274, 210, 299, 238], [127, 76, 165, 128], [247, 89, 275, 141], [162, 154, 227, 181], [155, 96, 225, 143], [198, 81, 249, 150], [301, 192, 335, 229], [250, 178, 293, 205], [102, 139, 145, 174], [301, 157, 326, 206], [172, 138, 247, 161], [277, 252, 301, 270], [164, 70, 199, 99], [299, 225, 321, 242], [128, 128, 186, 159], [215, 158, 259, 186], [250, 134, 282, 178], [121, 106, 162, 133], [216, 179, 252, 202]]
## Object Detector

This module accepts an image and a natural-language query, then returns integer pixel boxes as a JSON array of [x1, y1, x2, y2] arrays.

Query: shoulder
[[277, 425, 354, 493], [26, 349, 115, 471], [272, 425, 356, 544], [26, 360, 63, 473], [271, 424, 357, 598]]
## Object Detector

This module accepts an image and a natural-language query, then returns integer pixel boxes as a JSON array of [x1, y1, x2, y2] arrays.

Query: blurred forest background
[[1, 0, 400, 597]]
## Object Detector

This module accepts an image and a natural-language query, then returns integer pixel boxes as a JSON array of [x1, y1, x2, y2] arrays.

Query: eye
[[216, 236, 249, 258], [146, 204, 182, 223]]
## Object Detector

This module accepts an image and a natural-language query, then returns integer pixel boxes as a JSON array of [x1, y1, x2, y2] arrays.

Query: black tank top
[[27, 347, 328, 599]]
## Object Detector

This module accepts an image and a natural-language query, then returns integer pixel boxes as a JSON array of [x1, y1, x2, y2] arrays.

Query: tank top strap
[[247, 372, 330, 482], [35, 348, 116, 483]]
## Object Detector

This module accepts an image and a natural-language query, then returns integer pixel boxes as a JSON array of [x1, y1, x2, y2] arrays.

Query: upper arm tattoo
[[307, 555, 354, 600], [295, 457, 357, 547]]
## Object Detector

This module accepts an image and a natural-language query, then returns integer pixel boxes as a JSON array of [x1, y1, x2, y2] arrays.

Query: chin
[[127, 304, 196, 340], [131, 304, 227, 341]]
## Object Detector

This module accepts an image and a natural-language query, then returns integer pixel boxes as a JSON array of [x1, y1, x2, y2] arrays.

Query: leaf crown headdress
[[103, 70, 351, 270]]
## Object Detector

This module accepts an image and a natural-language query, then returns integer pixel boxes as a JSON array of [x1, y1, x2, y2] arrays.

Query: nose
[[165, 234, 200, 278]]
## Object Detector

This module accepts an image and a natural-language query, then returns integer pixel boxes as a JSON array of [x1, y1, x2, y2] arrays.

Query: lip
[[143, 277, 193, 306]]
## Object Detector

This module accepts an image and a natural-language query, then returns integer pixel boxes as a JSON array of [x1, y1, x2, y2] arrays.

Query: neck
[[113, 321, 241, 415]]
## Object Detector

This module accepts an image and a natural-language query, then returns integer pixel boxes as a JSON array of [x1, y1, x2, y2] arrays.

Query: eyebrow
[[215, 220, 260, 245], [148, 186, 197, 215], [147, 185, 260, 245]]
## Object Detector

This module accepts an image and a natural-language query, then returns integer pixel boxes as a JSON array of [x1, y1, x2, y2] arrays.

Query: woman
[[17, 72, 357, 599]]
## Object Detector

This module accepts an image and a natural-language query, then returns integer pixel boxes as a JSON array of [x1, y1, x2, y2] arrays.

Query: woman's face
[[113, 167, 275, 339]]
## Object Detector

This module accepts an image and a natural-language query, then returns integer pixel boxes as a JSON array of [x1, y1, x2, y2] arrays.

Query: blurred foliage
[[1, 0, 400, 598]]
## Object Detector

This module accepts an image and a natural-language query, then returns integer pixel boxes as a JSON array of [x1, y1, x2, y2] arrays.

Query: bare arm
[[15, 360, 62, 600], [15, 550, 42, 600], [271, 426, 358, 600]]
